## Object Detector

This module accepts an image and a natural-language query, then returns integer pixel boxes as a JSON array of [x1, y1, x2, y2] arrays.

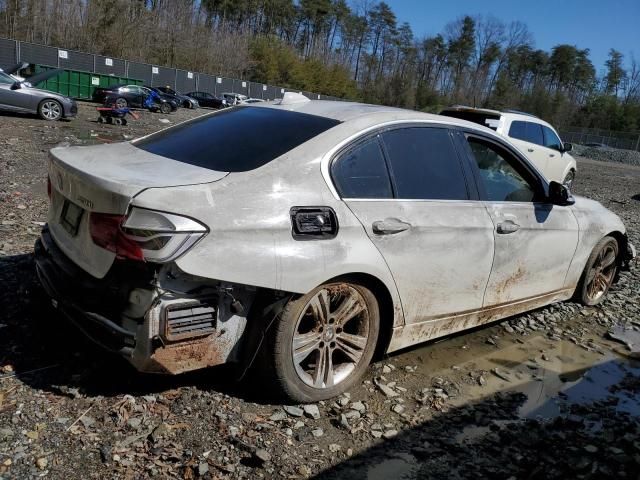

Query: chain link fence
[[0, 37, 343, 102], [558, 127, 640, 152]]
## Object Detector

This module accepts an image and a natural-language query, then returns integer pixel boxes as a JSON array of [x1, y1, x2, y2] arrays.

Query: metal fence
[[0, 37, 344, 101], [559, 127, 640, 152]]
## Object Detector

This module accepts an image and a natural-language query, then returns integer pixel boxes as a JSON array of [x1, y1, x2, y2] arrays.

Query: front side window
[[381, 127, 468, 200], [542, 126, 562, 151], [135, 106, 340, 172], [509, 121, 544, 145], [331, 138, 392, 199], [467, 138, 536, 202]]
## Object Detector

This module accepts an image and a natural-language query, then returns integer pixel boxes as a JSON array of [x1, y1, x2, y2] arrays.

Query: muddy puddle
[[404, 331, 640, 426]]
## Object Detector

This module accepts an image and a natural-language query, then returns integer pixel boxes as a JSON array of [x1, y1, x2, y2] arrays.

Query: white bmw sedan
[[35, 94, 636, 402]]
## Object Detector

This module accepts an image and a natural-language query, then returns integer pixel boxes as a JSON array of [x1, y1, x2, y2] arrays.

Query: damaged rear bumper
[[34, 227, 249, 374]]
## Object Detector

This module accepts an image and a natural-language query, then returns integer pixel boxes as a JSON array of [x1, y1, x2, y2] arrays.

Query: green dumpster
[[32, 65, 143, 101]]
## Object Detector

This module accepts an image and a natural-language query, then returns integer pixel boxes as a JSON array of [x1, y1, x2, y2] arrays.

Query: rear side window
[[381, 127, 468, 200], [542, 126, 562, 151], [135, 107, 340, 172], [331, 138, 392, 199], [509, 121, 544, 145]]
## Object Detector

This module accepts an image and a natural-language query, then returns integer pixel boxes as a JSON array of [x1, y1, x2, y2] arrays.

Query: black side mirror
[[548, 181, 575, 206], [562, 142, 573, 153], [10, 81, 21, 90]]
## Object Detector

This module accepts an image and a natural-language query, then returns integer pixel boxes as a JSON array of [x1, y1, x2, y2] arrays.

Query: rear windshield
[[440, 110, 500, 131], [135, 106, 340, 172]]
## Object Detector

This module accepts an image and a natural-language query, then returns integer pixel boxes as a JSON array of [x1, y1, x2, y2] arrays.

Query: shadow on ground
[[313, 360, 640, 480]]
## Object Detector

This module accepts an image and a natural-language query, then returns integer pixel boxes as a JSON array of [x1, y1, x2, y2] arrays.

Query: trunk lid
[[47, 142, 228, 278]]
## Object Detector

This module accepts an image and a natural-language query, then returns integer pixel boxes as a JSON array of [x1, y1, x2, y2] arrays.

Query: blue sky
[[383, 0, 640, 73]]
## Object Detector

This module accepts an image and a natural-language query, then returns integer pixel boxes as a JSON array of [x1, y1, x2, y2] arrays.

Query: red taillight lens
[[47, 175, 52, 199], [89, 213, 144, 261]]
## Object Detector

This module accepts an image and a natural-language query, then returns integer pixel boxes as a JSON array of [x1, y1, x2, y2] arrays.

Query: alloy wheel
[[41, 101, 61, 120], [291, 285, 370, 389], [585, 243, 617, 303]]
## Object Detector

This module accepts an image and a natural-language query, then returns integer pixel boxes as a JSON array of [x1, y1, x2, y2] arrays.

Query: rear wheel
[[160, 102, 171, 114], [265, 282, 379, 402], [575, 236, 619, 305], [115, 97, 128, 109], [38, 100, 62, 121]]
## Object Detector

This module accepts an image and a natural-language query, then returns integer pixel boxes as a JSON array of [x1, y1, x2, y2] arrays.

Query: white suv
[[440, 107, 576, 187]]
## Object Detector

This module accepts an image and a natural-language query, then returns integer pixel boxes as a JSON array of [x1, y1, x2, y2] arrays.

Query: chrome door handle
[[497, 221, 520, 234], [372, 219, 411, 235]]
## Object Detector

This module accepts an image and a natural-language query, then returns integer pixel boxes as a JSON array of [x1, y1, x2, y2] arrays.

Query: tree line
[[1, 0, 639, 131]]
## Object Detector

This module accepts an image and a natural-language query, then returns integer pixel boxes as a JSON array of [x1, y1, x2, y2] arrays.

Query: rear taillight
[[89, 208, 207, 263], [89, 213, 144, 261]]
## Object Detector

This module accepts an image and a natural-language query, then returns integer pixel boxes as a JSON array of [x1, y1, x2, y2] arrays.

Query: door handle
[[549, 153, 556, 157], [372, 219, 411, 235], [527, 148, 534, 152], [496, 220, 520, 234]]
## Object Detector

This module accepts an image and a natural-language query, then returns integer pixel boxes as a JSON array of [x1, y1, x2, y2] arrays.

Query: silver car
[[0, 68, 77, 121], [34, 94, 636, 402]]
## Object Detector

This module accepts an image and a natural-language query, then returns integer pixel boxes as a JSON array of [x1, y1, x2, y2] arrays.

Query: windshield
[[0, 71, 15, 84], [135, 106, 341, 172]]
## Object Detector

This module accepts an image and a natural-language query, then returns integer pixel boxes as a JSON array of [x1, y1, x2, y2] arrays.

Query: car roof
[[440, 105, 555, 129], [252, 100, 501, 135]]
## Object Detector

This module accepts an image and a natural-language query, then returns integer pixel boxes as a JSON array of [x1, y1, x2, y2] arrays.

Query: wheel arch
[[606, 230, 630, 270]]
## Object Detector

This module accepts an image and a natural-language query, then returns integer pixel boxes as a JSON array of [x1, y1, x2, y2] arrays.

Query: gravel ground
[[572, 144, 640, 167], [1, 104, 639, 479]]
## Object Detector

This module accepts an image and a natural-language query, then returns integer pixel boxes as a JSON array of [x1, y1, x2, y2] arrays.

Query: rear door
[[333, 125, 495, 323], [460, 133, 579, 305], [506, 120, 549, 173]]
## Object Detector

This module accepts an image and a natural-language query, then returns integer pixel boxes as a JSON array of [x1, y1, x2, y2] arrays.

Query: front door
[[462, 134, 579, 305], [331, 125, 495, 323]]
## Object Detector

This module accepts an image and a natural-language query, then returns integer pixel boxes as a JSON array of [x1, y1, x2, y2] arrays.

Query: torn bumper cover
[[34, 227, 243, 374]]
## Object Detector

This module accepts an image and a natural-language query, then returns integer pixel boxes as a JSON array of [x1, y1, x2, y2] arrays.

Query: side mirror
[[10, 81, 21, 90], [562, 142, 573, 153], [548, 181, 575, 206]]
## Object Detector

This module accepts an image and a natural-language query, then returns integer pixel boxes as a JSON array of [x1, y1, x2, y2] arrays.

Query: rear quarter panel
[[131, 139, 404, 326]]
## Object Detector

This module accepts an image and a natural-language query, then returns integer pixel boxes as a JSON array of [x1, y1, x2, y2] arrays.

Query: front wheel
[[38, 100, 62, 121], [159, 102, 171, 114], [575, 236, 619, 305], [563, 170, 576, 189], [265, 282, 379, 402]]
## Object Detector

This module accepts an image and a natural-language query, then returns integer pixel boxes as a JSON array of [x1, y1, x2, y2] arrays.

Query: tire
[[38, 99, 63, 121], [97, 116, 105, 124], [160, 102, 171, 114], [113, 118, 122, 126], [264, 282, 380, 402], [115, 97, 128, 109], [563, 170, 576, 189], [574, 236, 619, 306]]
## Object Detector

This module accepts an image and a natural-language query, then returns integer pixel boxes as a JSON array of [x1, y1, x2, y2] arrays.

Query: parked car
[[440, 106, 577, 187], [92, 84, 178, 112], [155, 86, 199, 109], [35, 94, 636, 402], [184, 91, 227, 109], [222, 92, 248, 105], [0, 68, 77, 121]]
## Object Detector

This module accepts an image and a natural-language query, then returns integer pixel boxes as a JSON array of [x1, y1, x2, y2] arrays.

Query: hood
[[4, 61, 28, 76], [24, 68, 64, 86]]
